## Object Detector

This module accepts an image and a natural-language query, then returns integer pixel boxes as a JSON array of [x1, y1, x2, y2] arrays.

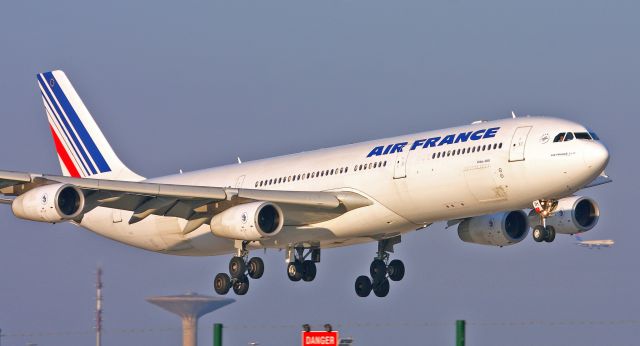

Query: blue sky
[[0, 1, 638, 345]]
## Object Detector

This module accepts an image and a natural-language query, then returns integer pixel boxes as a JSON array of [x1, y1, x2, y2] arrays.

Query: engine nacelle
[[529, 196, 599, 234], [210, 201, 284, 241], [11, 183, 85, 223], [458, 210, 529, 246]]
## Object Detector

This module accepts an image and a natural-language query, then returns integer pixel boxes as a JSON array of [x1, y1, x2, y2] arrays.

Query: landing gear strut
[[214, 240, 265, 296], [355, 236, 404, 298], [532, 200, 557, 243], [286, 246, 319, 282]]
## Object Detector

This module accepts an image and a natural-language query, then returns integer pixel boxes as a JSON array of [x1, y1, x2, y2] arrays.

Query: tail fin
[[36, 70, 144, 181]]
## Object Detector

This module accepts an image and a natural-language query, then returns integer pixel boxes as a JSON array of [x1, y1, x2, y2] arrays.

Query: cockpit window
[[553, 133, 566, 142], [574, 132, 592, 140], [564, 132, 574, 141], [589, 132, 600, 140]]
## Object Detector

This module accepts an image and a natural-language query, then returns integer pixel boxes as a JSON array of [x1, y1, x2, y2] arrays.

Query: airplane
[[0, 70, 611, 298], [574, 233, 614, 249]]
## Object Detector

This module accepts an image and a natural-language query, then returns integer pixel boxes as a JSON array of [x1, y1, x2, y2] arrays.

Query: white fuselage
[[78, 116, 609, 255]]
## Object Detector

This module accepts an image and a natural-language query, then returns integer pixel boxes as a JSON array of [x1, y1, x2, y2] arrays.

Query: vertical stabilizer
[[36, 70, 144, 181]]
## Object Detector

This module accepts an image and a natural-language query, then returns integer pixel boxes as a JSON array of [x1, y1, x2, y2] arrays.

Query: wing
[[0, 170, 372, 233], [582, 171, 612, 189]]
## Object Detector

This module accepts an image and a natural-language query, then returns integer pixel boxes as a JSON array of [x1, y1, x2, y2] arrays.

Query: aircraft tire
[[214, 273, 231, 295], [370, 259, 387, 281], [287, 261, 302, 282], [388, 259, 405, 281], [373, 278, 390, 298], [247, 257, 265, 279], [232, 275, 250, 295], [302, 260, 317, 282], [532, 225, 546, 242], [545, 226, 556, 242], [229, 256, 246, 279], [355, 275, 372, 297]]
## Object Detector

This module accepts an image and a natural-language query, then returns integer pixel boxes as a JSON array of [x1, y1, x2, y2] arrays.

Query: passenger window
[[493, 143, 497, 149], [383, 161, 387, 167], [564, 132, 574, 141], [498, 143, 503, 149], [553, 133, 566, 142]]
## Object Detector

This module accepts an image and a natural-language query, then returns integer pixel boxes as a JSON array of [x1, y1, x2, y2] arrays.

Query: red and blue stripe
[[37, 72, 111, 176]]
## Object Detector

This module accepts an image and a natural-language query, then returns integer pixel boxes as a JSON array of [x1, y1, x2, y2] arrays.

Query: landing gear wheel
[[355, 275, 372, 297], [247, 257, 265, 279], [287, 261, 302, 282], [229, 256, 246, 279], [232, 275, 250, 295], [213, 273, 231, 295], [544, 226, 556, 243], [387, 259, 405, 281], [370, 259, 387, 281], [302, 260, 317, 282], [532, 225, 546, 243], [373, 278, 390, 297]]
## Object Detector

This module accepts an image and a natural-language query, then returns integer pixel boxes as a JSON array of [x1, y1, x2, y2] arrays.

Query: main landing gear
[[355, 236, 405, 298], [532, 199, 557, 243], [286, 246, 320, 283], [214, 241, 265, 296]]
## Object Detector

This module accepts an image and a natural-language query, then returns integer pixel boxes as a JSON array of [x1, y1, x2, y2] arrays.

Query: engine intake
[[458, 210, 529, 246], [210, 201, 284, 241], [12, 183, 85, 223], [529, 196, 599, 234]]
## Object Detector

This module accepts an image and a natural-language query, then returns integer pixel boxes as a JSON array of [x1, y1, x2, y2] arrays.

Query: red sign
[[301, 331, 339, 346]]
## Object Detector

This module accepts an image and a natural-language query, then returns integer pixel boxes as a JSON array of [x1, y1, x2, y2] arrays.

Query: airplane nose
[[583, 142, 609, 171]]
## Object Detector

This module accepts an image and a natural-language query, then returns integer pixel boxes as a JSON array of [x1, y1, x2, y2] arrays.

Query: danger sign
[[301, 331, 339, 346]]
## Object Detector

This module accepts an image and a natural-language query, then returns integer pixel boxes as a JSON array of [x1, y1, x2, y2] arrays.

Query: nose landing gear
[[532, 200, 557, 243], [355, 236, 404, 298], [214, 241, 265, 296]]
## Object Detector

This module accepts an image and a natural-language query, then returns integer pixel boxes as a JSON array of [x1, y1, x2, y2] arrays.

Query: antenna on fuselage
[[237, 157, 242, 164], [511, 111, 517, 118]]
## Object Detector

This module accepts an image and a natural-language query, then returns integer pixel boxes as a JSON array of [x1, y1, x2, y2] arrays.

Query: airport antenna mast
[[95, 266, 103, 346]]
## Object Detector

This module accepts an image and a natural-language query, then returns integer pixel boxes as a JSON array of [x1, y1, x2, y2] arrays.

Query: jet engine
[[210, 201, 284, 241], [458, 210, 529, 246], [529, 196, 599, 234], [11, 183, 85, 223]]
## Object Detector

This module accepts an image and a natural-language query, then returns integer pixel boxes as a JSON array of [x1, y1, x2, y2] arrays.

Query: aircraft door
[[509, 126, 532, 162], [393, 150, 409, 179]]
